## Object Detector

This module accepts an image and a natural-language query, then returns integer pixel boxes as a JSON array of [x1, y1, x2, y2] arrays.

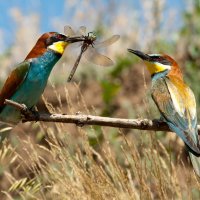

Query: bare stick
[[4, 99, 200, 133]]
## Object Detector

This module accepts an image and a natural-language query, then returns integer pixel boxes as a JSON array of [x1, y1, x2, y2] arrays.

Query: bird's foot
[[29, 109, 40, 122], [21, 106, 40, 122], [21, 104, 31, 116], [152, 117, 169, 131]]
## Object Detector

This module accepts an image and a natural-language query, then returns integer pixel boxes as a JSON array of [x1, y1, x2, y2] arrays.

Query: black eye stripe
[[52, 37, 60, 42], [151, 56, 161, 59], [46, 34, 65, 46], [159, 60, 172, 65], [150, 56, 172, 65]]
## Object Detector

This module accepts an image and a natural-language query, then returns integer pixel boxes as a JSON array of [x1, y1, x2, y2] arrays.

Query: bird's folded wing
[[151, 77, 200, 154], [0, 61, 30, 111]]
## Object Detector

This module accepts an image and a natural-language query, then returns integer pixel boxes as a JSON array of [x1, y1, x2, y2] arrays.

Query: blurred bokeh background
[[1, 0, 200, 199]]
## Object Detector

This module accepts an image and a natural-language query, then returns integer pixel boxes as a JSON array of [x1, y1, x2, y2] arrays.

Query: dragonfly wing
[[94, 35, 120, 49], [84, 47, 114, 66], [65, 25, 86, 36], [64, 25, 76, 36], [73, 26, 87, 47], [77, 26, 87, 36], [64, 26, 83, 47]]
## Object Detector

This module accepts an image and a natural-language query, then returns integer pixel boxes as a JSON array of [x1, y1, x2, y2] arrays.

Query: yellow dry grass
[[0, 84, 199, 200]]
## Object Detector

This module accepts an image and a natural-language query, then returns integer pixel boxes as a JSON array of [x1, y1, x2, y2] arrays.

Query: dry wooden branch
[[4, 99, 200, 133]]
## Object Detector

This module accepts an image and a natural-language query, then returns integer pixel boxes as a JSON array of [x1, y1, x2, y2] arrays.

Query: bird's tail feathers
[[185, 143, 200, 157], [189, 152, 200, 177]]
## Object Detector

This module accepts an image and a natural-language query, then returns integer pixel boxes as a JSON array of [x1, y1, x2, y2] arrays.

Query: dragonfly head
[[82, 32, 97, 46], [87, 32, 97, 41]]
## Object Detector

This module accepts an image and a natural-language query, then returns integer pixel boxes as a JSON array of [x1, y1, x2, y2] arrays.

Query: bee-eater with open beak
[[0, 32, 84, 129], [128, 49, 200, 176]]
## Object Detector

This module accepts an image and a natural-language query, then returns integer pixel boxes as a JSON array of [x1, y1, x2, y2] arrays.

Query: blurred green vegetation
[[100, 56, 133, 116], [180, 0, 200, 119]]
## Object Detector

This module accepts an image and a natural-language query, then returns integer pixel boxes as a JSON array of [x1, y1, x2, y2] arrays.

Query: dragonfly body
[[128, 49, 200, 176], [64, 26, 120, 81]]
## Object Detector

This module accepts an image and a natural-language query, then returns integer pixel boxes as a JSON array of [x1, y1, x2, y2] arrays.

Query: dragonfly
[[64, 26, 120, 81]]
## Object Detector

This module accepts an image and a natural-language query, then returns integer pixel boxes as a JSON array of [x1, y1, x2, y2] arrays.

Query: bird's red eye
[[56, 34, 63, 40]]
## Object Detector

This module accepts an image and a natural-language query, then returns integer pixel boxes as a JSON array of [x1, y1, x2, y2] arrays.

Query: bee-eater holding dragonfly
[[0, 32, 85, 127], [128, 49, 200, 176]]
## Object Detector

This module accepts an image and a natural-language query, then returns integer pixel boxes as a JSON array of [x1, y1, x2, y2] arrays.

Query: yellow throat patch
[[48, 41, 68, 54], [145, 61, 171, 75]]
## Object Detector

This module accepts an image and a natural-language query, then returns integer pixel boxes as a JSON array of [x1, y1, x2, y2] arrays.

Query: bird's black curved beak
[[65, 36, 85, 43], [128, 49, 151, 61]]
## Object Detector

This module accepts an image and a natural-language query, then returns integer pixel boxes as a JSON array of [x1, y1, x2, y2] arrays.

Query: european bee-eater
[[0, 32, 84, 127], [128, 49, 200, 176]]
